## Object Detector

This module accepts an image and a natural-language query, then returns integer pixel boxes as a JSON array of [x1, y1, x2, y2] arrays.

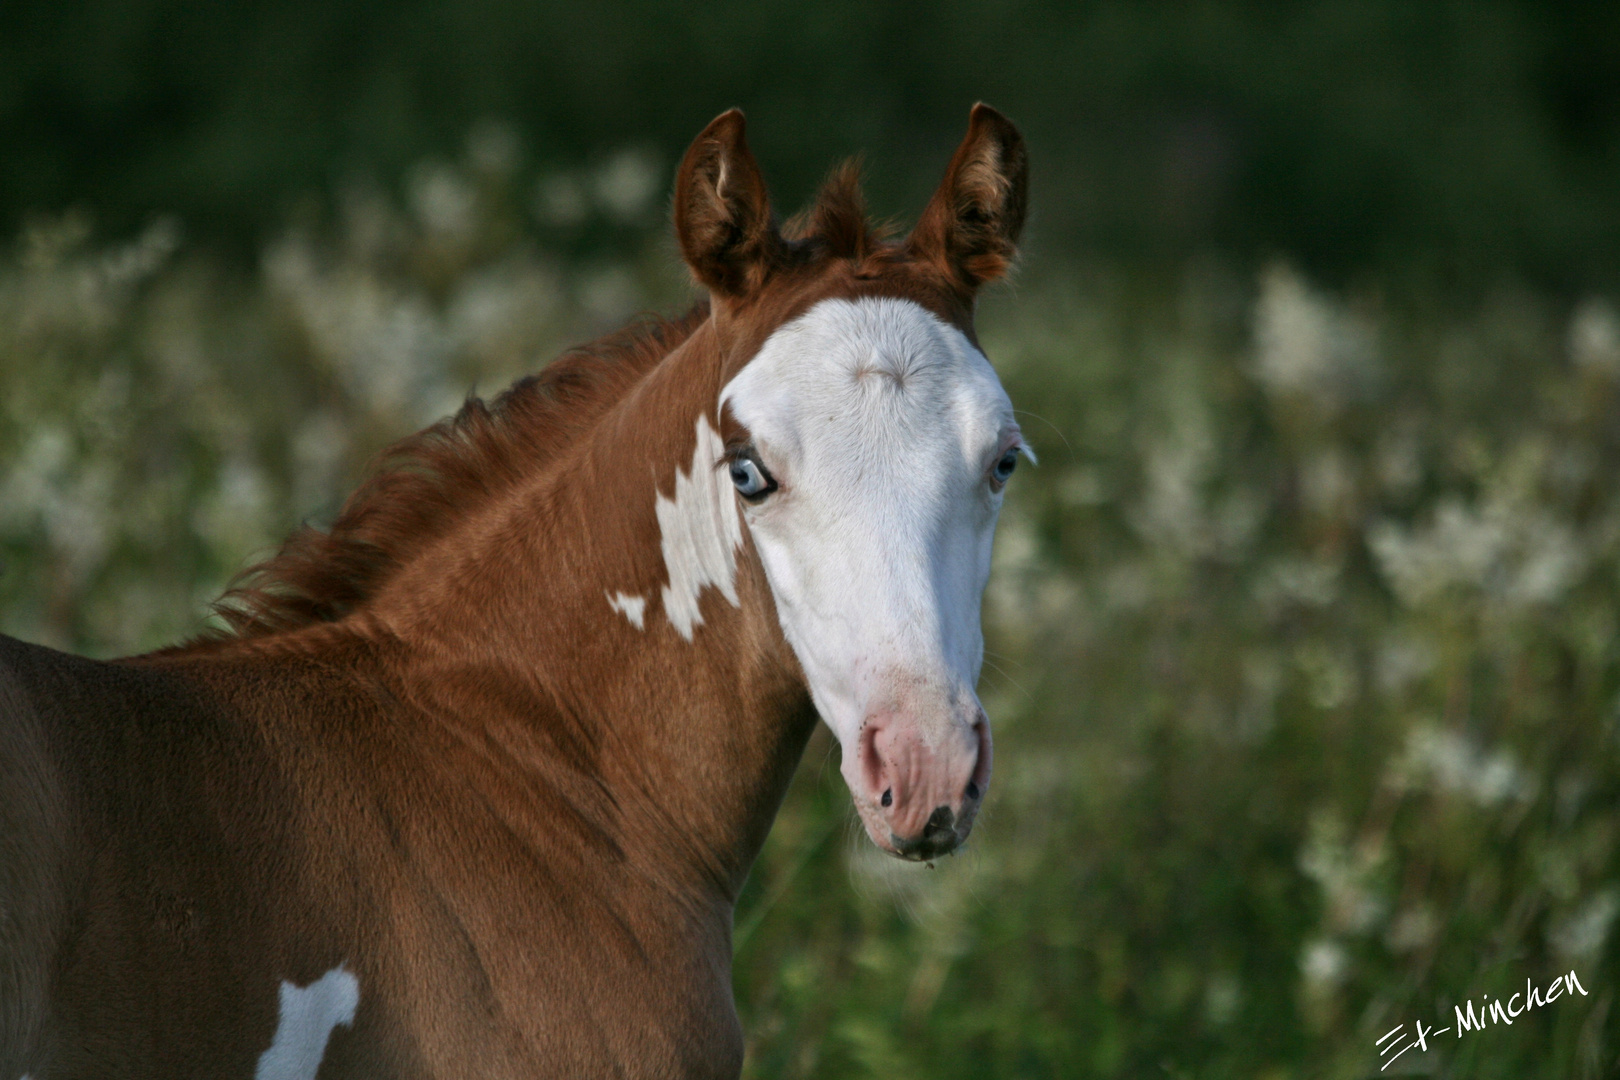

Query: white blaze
[[654, 415, 743, 640], [255, 965, 360, 1080], [718, 297, 1019, 751]]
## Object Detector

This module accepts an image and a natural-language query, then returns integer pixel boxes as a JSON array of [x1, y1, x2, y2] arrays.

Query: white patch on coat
[[255, 966, 360, 1080], [655, 415, 743, 640], [719, 297, 1021, 754], [605, 589, 648, 629]]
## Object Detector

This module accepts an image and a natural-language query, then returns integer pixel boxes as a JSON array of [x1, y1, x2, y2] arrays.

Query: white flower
[[1252, 262, 1377, 408]]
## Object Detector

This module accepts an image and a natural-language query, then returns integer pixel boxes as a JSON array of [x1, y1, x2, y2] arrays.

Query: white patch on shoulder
[[606, 589, 647, 629], [655, 415, 743, 640], [255, 965, 360, 1080]]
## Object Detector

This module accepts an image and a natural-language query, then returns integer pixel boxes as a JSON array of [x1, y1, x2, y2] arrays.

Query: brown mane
[[187, 150, 970, 648], [785, 160, 892, 261], [204, 302, 710, 641], [200, 164, 896, 647]]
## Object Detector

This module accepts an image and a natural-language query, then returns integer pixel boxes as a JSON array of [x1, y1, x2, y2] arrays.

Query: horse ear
[[674, 109, 784, 298], [908, 103, 1028, 291]]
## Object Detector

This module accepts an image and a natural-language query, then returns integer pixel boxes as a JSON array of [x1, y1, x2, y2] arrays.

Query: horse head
[[673, 105, 1030, 861]]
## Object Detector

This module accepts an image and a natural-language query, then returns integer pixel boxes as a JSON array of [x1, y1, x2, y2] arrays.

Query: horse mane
[[786, 160, 893, 261], [178, 167, 892, 649], [196, 302, 711, 643]]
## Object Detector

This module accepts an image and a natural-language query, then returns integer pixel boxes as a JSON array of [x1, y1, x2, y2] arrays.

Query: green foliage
[[3, 0, 1619, 282], [3, 147, 1619, 1076], [0, 143, 688, 651]]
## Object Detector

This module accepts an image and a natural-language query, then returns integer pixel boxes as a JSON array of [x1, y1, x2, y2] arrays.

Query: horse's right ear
[[674, 109, 784, 298]]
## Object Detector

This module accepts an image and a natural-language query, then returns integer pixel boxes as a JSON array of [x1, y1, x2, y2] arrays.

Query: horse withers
[[0, 104, 1030, 1078]]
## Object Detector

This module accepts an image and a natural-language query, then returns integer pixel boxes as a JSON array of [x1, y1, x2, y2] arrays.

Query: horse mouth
[[887, 832, 963, 861], [881, 804, 970, 861]]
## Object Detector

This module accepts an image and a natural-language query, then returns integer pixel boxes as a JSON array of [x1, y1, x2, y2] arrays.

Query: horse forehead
[[723, 296, 1007, 449]]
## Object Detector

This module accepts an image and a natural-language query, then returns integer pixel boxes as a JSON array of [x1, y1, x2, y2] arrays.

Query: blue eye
[[729, 454, 776, 500], [992, 449, 1019, 486]]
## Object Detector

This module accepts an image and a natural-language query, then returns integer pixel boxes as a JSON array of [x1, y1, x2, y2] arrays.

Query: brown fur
[[908, 103, 1029, 290], [787, 160, 891, 261], [0, 105, 1026, 1078], [203, 306, 710, 641]]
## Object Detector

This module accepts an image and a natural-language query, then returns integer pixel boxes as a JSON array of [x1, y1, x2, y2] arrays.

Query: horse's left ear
[[908, 103, 1028, 291], [674, 109, 785, 298]]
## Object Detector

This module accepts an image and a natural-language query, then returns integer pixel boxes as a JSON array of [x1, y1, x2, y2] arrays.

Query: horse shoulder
[[0, 637, 77, 1075]]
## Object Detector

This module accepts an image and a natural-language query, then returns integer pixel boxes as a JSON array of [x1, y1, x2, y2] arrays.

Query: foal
[[0, 105, 1029, 1078]]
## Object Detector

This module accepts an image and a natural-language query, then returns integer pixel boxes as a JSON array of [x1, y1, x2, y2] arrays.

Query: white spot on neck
[[255, 965, 360, 1080], [606, 589, 647, 629], [655, 415, 743, 640]]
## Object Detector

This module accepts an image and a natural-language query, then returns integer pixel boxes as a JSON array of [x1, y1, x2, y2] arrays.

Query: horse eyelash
[[718, 443, 759, 470]]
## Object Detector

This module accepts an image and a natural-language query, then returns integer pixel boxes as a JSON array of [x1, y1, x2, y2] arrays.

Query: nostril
[[881, 788, 892, 808], [858, 722, 887, 803], [970, 717, 993, 795]]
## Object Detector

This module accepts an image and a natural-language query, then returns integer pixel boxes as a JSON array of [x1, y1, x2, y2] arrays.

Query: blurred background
[[3, 2, 1619, 1076]]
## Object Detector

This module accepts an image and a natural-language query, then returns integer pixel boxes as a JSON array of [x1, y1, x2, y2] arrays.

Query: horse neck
[[366, 316, 816, 905]]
